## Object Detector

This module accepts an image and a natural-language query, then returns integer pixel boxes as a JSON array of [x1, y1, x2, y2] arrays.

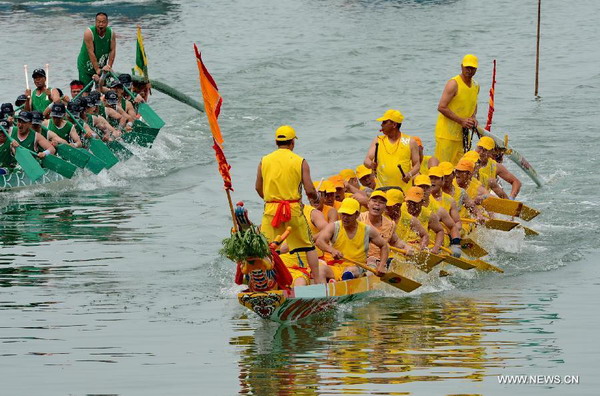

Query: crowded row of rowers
[[0, 70, 147, 168], [278, 132, 518, 285]]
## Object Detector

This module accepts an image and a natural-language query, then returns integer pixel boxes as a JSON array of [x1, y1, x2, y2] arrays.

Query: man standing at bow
[[77, 12, 117, 85], [255, 125, 325, 284], [434, 54, 480, 165]]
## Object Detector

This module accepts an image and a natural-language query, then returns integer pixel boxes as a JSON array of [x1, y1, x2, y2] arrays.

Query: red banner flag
[[485, 59, 497, 131], [212, 138, 233, 191], [194, 44, 224, 145]]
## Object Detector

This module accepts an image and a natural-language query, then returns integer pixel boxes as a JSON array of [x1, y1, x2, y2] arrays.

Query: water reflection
[[233, 293, 563, 395]]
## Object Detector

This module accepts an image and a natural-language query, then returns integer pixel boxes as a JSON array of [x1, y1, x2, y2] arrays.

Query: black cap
[[118, 73, 132, 86], [15, 94, 28, 106], [32, 68, 46, 78], [0, 119, 9, 129], [108, 78, 123, 88], [18, 111, 33, 123], [105, 90, 118, 105], [30, 111, 44, 125], [67, 101, 82, 114], [89, 90, 102, 105], [1, 103, 14, 115], [50, 103, 66, 118], [83, 96, 97, 108]]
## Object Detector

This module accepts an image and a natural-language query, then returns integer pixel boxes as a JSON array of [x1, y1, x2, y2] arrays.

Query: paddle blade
[[471, 258, 504, 273], [441, 255, 476, 270], [522, 226, 539, 236], [78, 148, 106, 174], [482, 196, 522, 217], [380, 271, 422, 293], [41, 154, 77, 179], [57, 144, 89, 168], [107, 140, 134, 160], [89, 139, 119, 169], [485, 219, 520, 232], [137, 103, 165, 129], [520, 205, 540, 221], [413, 251, 444, 273], [14, 146, 45, 181], [460, 238, 488, 258]]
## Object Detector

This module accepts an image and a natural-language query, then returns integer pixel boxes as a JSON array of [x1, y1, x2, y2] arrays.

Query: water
[[1, 0, 599, 394]]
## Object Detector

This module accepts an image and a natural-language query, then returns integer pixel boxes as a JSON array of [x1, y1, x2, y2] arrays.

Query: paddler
[[255, 125, 325, 284], [488, 143, 522, 199], [82, 96, 122, 139], [313, 181, 338, 223], [358, 191, 413, 266], [363, 109, 420, 191], [25, 68, 60, 113], [10, 111, 55, 158], [43, 103, 82, 148], [384, 189, 404, 224], [434, 54, 480, 165], [69, 80, 86, 100], [474, 136, 514, 199], [355, 164, 376, 191], [0, 119, 19, 172], [77, 12, 117, 85], [454, 157, 488, 205], [316, 198, 390, 279], [393, 187, 444, 254]]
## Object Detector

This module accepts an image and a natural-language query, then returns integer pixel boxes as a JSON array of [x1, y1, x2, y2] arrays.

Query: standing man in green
[[77, 12, 117, 86]]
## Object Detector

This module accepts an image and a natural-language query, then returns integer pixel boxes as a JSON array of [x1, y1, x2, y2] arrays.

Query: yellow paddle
[[481, 196, 540, 221], [462, 217, 539, 235], [389, 245, 444, 273], [440, 246, 503, 273], [343, 257, 422, 293], [460, 237, 488, 258]]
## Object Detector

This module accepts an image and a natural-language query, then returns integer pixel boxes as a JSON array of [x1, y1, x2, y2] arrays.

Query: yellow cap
[[413, 136, 423, 147], [463, 150, 480, 162], [328, 175, 345, 189], [339, 168, 356, 181], [376, 109, 404, 124], [455, 158, 475, 172], [405, 186, 424, 203], [355, 164, 372, 179], [369, 190, 387, 201], [428, 166, 444, 178], [386, 189, 404, 206], [275, 125, 297, 141], [462, 54, 479, 68], [477, 136, 496, 150], [439, 161, 454, 176], [338, 197, 360, 215], [413, 174, 431, 186], [318, 180, 336, 193]]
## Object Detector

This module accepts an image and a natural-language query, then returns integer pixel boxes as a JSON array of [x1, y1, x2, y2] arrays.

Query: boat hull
[[238, 275, 381, 323], [1, 169, 64, 191]]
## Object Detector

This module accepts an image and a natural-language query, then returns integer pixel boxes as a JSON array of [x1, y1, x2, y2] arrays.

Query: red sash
[[268, 200, 300, 228]]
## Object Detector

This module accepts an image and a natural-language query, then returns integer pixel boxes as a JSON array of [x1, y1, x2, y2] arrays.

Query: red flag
[[485, 59, 497, 131], [194, 44, 224, 145], [212, 138, 233, 191]]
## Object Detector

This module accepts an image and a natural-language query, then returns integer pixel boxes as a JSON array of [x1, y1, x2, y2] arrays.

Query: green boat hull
[[1, 169, 64, 191]]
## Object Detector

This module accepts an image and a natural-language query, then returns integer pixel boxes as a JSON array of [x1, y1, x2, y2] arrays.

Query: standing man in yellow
[[434, 54, 480, 165], [363, 109, 420, 191], [255, 125, 325, 284]]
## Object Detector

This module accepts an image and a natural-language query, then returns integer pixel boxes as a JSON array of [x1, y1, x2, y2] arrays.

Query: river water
[[0, 0, 599, 395]]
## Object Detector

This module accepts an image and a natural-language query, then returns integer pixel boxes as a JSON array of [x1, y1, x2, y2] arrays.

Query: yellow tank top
[[432, 191, 454, 212], [261, 148, 303, 215], [396, 205, 431, 243], [465, 177, 482, 199], [478, 159, 497, 189], [420, 155, 431, 175], [375, 134, 412, 189], [303, 205, 325, 256], [434, 75, 479, 141], [331, 221, 370, 264]]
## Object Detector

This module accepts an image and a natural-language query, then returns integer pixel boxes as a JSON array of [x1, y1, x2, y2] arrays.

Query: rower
[[10, 111, 55, 159], [364, 109, 420, 191], [132, 80, 151, 102], [69, 80, 86, 100], [318, 180, 338, 211], [103, 90, 130, 130], [355, 164, 376, 191], [77, 12, 116, 85], [328, 175, 345, 208], [429, 165, 463, 241], [43, 103, 82, 148], [339, 168, 360, 192], [1, 103, 15, 123], [358, 191, 413, 265], [413, 136, 439, 175], [82, 95, 121, 139], [29, 111, 45, 138], [0, 119, 18, 172], [475, 136, 512, 199], [313, 181, 338, 223], [396, 187, 445, 254], [385, 189, 404, 224], [25, 68, 60, 113], [109, 79, 137, 122], [255, 125, 325, 284], [454, 157, 488, 206], [414, 174, 462, 255], [316, 198, 390, 279], [491, 145, 522, 199]]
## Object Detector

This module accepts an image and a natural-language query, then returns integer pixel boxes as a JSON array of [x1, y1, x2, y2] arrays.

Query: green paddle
[[65, 108, 119, 169], [0, 125, 45, 181], [56, 143, 90, 168], [76, 148, 106, 174], [39, 152, 77, 178]]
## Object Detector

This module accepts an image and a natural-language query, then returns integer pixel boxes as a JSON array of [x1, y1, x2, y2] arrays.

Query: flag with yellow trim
[[134, 26, 149, 81]]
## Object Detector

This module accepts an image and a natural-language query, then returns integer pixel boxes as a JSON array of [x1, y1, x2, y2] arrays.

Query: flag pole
[[534, 0, 541, 97], [226, 189, 238, 232], [485, 59, 497, 131]]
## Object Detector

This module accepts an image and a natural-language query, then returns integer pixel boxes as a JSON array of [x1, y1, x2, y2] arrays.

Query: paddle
[[343, 257, 422, 293], [19, 129, 78, 178], [481, 196, 540, 221], [56, 143, 90, 168], [109, 71, 165, 130], [72, 79, 95, 102], [389, 245, 444, 273], [65, 107, 119, 169], [460, 237, 488, 258], [462, 217, 519, 232], [0, 125, 45, 181], [440, 246, 503, 273]]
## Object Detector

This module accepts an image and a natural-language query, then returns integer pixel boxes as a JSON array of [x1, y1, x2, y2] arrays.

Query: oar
[[343, 257, 422, 293], [481, 196, 540, 221], [21, 129, 77, 178], [72, 79, 95, 102], [0, 125, 45, 181], [462, 217, 519, 232], [440, 246, 503, 273], [66, 108, 119, 169], [45, 63, 50, 87], [460, 237, 488, 258], [56, 143, 90, 168], [389, 245, 444, 273], [24, 65, 30, 90]]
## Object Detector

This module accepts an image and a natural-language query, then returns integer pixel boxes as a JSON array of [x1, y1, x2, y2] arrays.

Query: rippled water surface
[[1, 0, 599, 395]]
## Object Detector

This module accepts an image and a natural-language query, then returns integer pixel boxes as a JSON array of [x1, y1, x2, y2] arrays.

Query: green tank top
[[38, 125, 49, 139], [11, 126, 36, 152], [49, 119, 74, 141], [77, 26, 113, 74], [121, 97, 128, 112], [31, 89, 52, 113], [0, 137, 14, 168], [99, 104, 107, 118]]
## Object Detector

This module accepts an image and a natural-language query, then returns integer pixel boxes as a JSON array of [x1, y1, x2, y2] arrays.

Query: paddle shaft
[[72, 79, 95, 102], [343, 257, 379, 276], [24, 65, 29, 90]]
